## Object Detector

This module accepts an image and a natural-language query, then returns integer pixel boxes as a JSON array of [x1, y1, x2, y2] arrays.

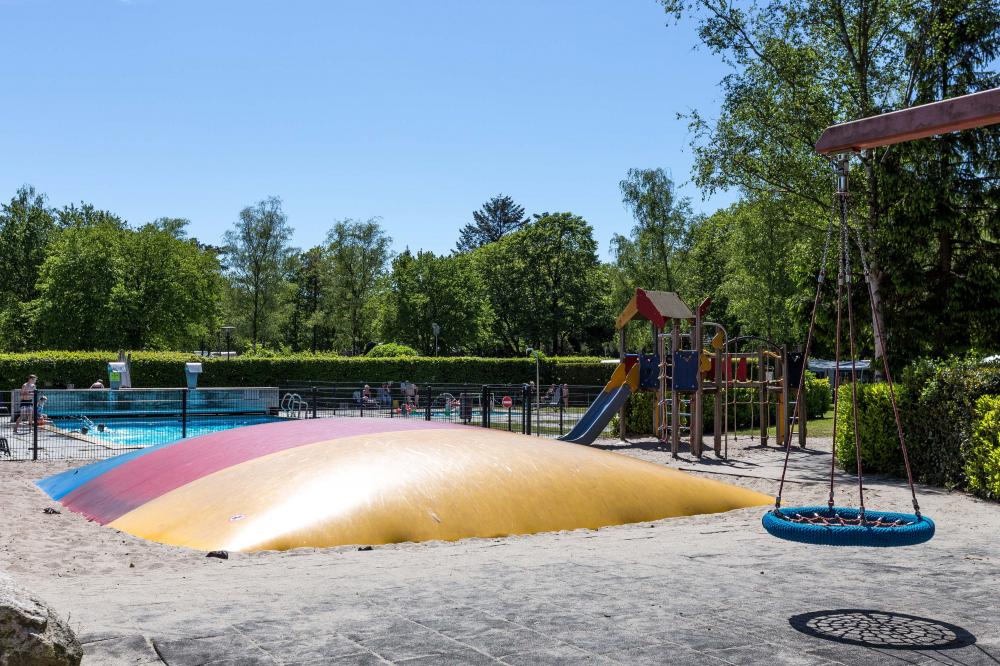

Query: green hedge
[[366, 343, 419, 358], [967, 395, 1000, 500], [0, 352, 616, 389], [833, 355, 1000, 496]]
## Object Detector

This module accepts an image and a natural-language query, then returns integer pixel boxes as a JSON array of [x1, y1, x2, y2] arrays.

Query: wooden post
[[758, 348, 768, 446], [671, 321, 680, 457], [780, 346, 788, 447], [692, 316, 703, 457], [618, 328, 627, 441], [714, 340, 723, 456]]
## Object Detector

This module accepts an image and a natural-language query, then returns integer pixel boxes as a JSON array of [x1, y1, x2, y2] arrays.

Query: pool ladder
[[280, 393, 309, 419]]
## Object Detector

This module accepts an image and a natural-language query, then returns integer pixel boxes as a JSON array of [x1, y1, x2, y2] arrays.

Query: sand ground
[[1, 432, 998, 665]]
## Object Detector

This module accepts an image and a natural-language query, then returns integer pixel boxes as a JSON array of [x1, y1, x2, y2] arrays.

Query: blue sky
[[0, 0, 733, 259]]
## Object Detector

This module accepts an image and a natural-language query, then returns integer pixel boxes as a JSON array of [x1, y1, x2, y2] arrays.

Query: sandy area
[[1, 433, 998, 664]]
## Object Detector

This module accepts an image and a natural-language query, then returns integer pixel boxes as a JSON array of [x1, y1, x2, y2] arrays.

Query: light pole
[[221, 326, 235, 360], [432, 322, 440, 357], [526, 347, 540, 436]]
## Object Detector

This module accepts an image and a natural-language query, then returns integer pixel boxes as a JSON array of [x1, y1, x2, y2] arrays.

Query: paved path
[[4, 435, 999, 665]]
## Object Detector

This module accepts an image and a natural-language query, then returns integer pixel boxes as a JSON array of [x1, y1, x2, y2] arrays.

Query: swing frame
[[765, 86, 1000, 547]]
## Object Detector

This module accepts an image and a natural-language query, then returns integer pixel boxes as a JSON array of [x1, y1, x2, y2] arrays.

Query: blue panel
[[638, 355, 659, 390], [672, 351, 699, 391]]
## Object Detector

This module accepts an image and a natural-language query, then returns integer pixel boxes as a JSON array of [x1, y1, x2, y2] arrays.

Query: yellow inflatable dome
[[40, 418, 770, 552]]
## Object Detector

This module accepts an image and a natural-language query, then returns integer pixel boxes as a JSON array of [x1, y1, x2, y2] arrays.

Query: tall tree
[[283, 247, 330, 353], [0, 186, 55, 350], [455, 194, 528, 252], [614, 168, 693, 294], [223, 196, 293, 350], [660, 0, 1000, 362], [324, 218, 391, 353]]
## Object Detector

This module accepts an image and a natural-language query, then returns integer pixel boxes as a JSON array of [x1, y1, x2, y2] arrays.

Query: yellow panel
[[109, 428, 771, 552]]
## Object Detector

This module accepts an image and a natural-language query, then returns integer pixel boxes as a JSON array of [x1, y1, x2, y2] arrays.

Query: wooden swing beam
[[815, 87, 1000, 155]]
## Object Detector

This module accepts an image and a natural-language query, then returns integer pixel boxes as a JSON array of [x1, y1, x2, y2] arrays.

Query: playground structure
[[562, 288, 806, 457]]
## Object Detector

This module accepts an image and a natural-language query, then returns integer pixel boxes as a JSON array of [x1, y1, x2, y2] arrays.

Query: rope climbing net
[[763, 153, 934, 547]]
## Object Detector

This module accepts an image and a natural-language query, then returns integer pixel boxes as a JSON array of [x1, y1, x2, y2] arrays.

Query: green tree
[[283, 247, 331, 353], [324, 218, 391, 353], [381, 249, 488, 355], [660, 0, 1000, 362], [223, 197, 293, 350], [455, 194, 528, 252], [0, 186, 55, 350]]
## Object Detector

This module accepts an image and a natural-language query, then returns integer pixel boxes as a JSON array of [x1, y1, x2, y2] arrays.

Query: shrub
[[0, 352, 615, 390], [967, 395, 1000, 500], [833, 383, 903, 476], [366, 343, 418, 358]]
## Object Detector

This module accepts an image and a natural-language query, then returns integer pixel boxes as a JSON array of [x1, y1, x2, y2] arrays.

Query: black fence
[[1, 387, 281, 461], [0, 383, 613, 462], [278, 382, 611, 438]]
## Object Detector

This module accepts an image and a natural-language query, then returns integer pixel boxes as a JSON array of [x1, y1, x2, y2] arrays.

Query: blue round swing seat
[[762, 506, 934, 547]]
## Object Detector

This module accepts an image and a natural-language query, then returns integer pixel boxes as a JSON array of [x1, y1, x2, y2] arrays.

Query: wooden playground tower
[[614, 288, 806, 458]]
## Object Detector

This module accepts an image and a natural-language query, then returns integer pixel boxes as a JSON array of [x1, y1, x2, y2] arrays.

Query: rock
[[206, 550, 228, 560], [0, 572, 82, 665]]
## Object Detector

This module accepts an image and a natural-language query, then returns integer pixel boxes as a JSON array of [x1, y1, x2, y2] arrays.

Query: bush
[[834, 383, 903, 476], [967, 395, 1000, 500], [0, 352, 616, 390], [828, 354, 1000, 496], [366, 343, 419, 358]]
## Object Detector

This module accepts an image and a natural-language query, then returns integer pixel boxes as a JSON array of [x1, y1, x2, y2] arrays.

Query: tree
[[283, 247, 330, 353], [324, 218, 391, 353], [0, 186, 55, 350], [381, 249, 488, 354], [223, 197, 293, 350], [614, 169, 693, 294], [660, 0, 1000, 362], [475, 213, 611, 354], [32, 218, 222, 350], [455, 194, 528, 252]]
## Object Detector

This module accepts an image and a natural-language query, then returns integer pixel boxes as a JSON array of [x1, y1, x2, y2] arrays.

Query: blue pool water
[[52, 415, 287, 448]]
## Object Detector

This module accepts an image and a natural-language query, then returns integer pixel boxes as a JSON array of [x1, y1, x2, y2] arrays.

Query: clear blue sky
[[0, 0, 734, 259]]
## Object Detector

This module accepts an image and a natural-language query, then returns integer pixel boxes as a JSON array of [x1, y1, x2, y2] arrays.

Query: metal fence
[[278, 382, 612, 438], [1, 387, 280, 461], [0, 383, 613, 462]]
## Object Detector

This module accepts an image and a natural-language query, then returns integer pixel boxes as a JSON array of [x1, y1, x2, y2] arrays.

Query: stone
[[0, 572, 82, 666]]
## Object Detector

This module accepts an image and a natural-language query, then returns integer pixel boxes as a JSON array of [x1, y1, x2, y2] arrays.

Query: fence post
[[31, 390, 38, 461], [523, 383, 532, 436], [182, 388, 188, 438], [311, 386, 318, 419], [425, 385, 432, 421], [559, 403, 564, 436], [481, 385, 489, 428]]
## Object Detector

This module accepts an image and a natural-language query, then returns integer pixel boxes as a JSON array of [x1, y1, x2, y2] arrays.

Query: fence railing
[[278, 382, 612, 438], [1, 387, 280, 461], [0, 383, 613, 462]]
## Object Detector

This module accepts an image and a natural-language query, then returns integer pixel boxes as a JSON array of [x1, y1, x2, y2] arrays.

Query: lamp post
[[526, 347, 540, 436], [432, 322, 440, 357], [221, 326, 235, 360]]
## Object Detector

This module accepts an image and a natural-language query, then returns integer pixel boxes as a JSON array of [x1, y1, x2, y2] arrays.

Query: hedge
[[834, 355, 1000, 497], [0, 352, 616, 390], [967, 396, 1000, 500]]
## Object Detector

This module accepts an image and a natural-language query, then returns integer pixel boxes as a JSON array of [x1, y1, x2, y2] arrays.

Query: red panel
[[737, 358, 748, 382], [60, 417, 465, 524]]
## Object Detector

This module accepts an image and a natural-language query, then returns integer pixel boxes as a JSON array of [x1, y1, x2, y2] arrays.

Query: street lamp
[[221, 326, 235, 360], [431, 323, 441, 356], [526, 347, 540, 436]]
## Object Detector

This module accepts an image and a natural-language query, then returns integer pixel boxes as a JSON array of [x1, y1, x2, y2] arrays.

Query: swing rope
[[765, 153, 931, 545]]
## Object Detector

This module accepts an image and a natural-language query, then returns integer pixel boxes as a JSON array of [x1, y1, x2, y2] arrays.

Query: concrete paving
[[5, 433, 999, 665]]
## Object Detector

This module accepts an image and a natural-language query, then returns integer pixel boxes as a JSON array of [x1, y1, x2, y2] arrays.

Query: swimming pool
[[52, 415, 288, 449]]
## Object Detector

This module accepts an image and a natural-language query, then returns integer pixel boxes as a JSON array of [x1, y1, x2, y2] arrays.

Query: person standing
[[12, 375, 37, 435]]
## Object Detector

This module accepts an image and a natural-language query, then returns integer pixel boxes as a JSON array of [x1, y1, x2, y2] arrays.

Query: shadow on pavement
[[788, 609, 978, 651]]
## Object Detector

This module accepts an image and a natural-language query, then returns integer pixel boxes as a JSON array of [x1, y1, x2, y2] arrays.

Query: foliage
[[0, 186, 56, 350], [0, 352, 616, 390], [323, 218, 392, 354], [223, 196, 293, 350], [366, 343, 419, 358], [967, 395, 1000, 500], [833, 355, 1000, 494], [380, 250, 489, 355], [455, 194, 528, 253]]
